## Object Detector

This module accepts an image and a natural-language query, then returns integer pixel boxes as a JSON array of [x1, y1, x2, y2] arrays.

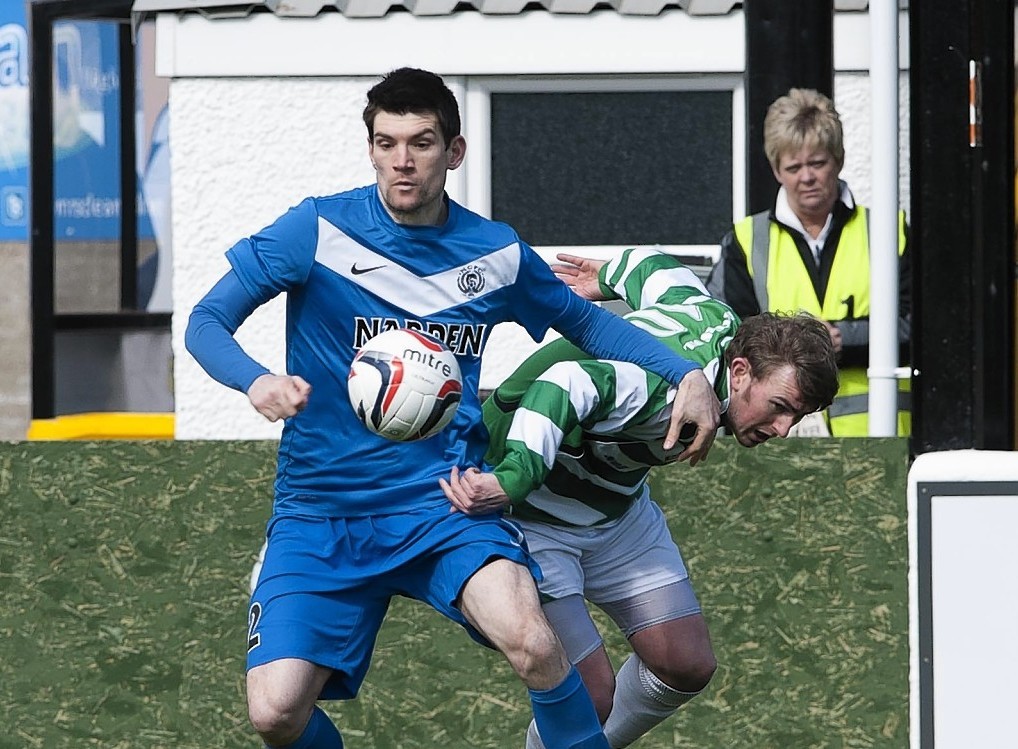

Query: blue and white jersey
[[195, 185, 695, 518]]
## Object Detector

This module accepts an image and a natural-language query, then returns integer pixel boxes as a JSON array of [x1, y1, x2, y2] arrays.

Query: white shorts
[[517, 495, 689, 605]]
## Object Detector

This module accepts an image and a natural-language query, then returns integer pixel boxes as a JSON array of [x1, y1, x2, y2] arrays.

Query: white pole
[[867, 1, 902, 436]]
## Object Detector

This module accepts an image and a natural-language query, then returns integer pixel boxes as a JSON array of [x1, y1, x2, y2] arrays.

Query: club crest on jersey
[[457, 265, 486, 297]]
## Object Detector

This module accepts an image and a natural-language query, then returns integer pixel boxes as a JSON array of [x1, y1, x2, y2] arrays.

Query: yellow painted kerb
[[27, 412, 175, 440]]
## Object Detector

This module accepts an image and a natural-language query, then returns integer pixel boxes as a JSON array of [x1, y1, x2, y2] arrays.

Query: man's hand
[[440, 467, 511, 515], [552, 253, 609, 302], [247, 374, 311, 422], [666, 370, 721, 466], [822, 321, 843, 355]]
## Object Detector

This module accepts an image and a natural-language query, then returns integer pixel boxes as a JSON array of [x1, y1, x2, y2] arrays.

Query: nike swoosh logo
[[351, 263, 386, 275]]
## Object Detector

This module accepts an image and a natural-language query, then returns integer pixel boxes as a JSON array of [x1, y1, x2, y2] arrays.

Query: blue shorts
[[246, 505, 539, 700]]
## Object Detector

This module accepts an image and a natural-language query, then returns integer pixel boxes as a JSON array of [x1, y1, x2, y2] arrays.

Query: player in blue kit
[[185, 67, 722, 749]]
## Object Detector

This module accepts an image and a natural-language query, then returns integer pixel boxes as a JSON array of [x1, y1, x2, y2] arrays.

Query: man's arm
[[553, 302, 719, 461], [550, 250, 737, 465], [511, 244, 720, 460], [185, 270, 311, 421]]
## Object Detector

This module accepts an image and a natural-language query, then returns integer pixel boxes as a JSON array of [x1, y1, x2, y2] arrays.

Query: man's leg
[[525, 644, 616, 749], [579, 499, 716, 748], [247, 658, 343, 748], [458, 558, 610, 749], [523, 619, 713, 749], [600, 611, 716, 748], [539, 595, 616, 722]]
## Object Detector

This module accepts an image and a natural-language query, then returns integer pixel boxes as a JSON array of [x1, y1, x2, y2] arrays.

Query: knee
[[248, 691, 310, 746], [653, 649, 717, 694], [688, 650, 718, 691], [503, 620, 567, 687]]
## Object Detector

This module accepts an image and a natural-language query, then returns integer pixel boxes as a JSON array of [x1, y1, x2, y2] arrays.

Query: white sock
[[249, 540, 267, 594], [602, 655, 701, 748], [525, 718, 547, 749]]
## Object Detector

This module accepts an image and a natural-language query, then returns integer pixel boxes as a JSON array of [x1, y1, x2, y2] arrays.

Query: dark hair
[[363, 67, 461, 147], [724, 312, 840, 412]]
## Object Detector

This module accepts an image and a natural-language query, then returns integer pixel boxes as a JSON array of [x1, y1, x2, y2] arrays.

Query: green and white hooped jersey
[[483, 248, 739, 527]]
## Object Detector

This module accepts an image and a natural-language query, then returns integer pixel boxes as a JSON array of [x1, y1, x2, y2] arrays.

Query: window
[[464, 75, 743, 264]]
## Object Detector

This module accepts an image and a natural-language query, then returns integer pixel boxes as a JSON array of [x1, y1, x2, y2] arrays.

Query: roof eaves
[[130, 0, 908, 28], [130, 0, 741, 23]]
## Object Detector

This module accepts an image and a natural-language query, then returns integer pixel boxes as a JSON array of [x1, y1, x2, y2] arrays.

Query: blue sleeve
[[187, 199, 319, 393], [556, 297, 696, 383], [226, 198, 319, 299], [512, 247, 697, 384], [185, 270, 272, 393]]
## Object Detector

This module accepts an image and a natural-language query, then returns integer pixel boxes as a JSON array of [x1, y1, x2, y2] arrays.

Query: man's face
[[772, 144, 841, 221], [368, 111, 465, 225], [725, 359, 809, 447]]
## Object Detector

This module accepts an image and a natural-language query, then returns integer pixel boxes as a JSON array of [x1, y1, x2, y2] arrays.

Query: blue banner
[[0, 6, 29, 238], [0, 5, 153, 241]]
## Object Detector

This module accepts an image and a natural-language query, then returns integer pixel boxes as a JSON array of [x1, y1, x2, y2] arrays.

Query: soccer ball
[[347, 328, 463, 442]]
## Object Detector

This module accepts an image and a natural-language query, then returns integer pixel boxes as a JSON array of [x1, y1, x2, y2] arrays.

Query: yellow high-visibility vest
[[733, 208, 910, 436]]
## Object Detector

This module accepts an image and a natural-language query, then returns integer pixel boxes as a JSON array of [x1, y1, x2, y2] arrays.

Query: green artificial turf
[[0, 438, 909, 748]]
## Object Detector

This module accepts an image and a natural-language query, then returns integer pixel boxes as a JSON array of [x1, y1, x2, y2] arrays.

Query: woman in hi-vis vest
[[707, 88, 911, 437]]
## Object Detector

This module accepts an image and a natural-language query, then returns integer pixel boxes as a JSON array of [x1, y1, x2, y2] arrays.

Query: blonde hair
[[763, 88, 845, 171]]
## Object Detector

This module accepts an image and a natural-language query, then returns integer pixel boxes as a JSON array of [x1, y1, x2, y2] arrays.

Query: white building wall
[[172, 78, 376, 439], [837, 73, 912, 211], [167, 10, 910, 439]]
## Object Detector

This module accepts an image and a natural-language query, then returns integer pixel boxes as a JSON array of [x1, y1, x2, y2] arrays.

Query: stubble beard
[[381, 187, 423, 222], [383, 185, 443, 226]]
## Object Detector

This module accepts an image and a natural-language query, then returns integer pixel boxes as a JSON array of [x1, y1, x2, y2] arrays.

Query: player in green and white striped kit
[[441, 248, 839, 748]]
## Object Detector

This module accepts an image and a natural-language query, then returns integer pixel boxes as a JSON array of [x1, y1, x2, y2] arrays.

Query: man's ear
[[730, 357, 752, 389], [447, 135, 467, 170]]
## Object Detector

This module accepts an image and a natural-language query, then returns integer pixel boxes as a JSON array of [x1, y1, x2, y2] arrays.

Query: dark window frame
[[29, 0, 169, 419], [461, 74, 744, 270]]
